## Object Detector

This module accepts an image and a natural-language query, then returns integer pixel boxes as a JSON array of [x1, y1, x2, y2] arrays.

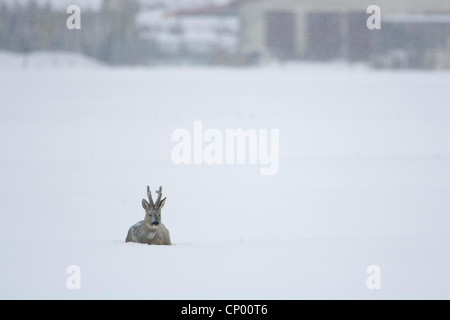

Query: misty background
[[1, 0, 450, 68]]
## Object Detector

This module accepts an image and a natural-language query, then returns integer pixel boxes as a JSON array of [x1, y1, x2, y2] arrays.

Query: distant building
[[137, 0, 241, 64], [237, 0, 450, 68]]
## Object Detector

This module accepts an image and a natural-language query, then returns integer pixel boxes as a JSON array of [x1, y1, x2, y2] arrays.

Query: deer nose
[[152, 221, 159, 226]]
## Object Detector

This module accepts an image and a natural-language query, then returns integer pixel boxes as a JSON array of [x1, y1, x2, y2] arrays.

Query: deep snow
[[0, 52, 449, 299]]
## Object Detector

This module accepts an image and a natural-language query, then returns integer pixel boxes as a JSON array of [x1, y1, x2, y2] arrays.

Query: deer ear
[[142, 199, 150, 210], [159, 197, 166, 209]]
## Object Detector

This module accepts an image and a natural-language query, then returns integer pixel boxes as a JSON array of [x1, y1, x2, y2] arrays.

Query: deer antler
[[155, 186, 163, 207], [147, 186, 155, 208]]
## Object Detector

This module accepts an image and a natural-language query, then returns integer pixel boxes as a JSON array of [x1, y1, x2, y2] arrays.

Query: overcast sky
[[0, 0, 103, 10], [0, 0, 233, 11]]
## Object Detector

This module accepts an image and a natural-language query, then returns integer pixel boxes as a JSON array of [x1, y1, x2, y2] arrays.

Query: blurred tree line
[[0, 0, 154, 65]]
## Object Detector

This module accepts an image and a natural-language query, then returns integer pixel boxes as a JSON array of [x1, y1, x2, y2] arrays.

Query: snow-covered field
[[0, 52, 449, 299]]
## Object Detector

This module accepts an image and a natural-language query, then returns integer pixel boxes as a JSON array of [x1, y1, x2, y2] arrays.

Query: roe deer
[[125, 186, 171, 245]]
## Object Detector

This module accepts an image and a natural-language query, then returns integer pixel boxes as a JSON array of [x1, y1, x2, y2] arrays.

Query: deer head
[[142, 186, 166, 230]]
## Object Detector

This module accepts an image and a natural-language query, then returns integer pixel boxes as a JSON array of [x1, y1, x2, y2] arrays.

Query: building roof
[[165, 0, 242, 17], [385, 14, 450, 24]]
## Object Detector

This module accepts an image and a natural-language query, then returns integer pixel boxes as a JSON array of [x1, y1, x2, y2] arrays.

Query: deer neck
[[143, 220, 158, 239]]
